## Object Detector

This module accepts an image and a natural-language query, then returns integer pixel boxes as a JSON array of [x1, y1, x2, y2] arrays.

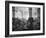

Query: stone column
[[12, 7, 15, 18], [29, 8, 32, 18]]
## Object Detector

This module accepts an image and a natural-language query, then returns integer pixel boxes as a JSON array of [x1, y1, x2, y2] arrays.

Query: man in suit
[[27, 17, 33, 30]]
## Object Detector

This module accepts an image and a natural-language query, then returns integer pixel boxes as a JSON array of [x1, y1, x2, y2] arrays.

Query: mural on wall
[[12, 7, 40, 31]]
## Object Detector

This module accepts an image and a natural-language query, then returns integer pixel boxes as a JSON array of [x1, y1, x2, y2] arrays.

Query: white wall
[[0, 0, 46, 38]]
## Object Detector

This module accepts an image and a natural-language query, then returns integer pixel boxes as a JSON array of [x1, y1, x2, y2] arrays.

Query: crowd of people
[[12, 17, 40, 31]]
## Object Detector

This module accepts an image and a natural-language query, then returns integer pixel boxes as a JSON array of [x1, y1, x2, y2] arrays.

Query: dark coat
[[27, 17, 33, 30]]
